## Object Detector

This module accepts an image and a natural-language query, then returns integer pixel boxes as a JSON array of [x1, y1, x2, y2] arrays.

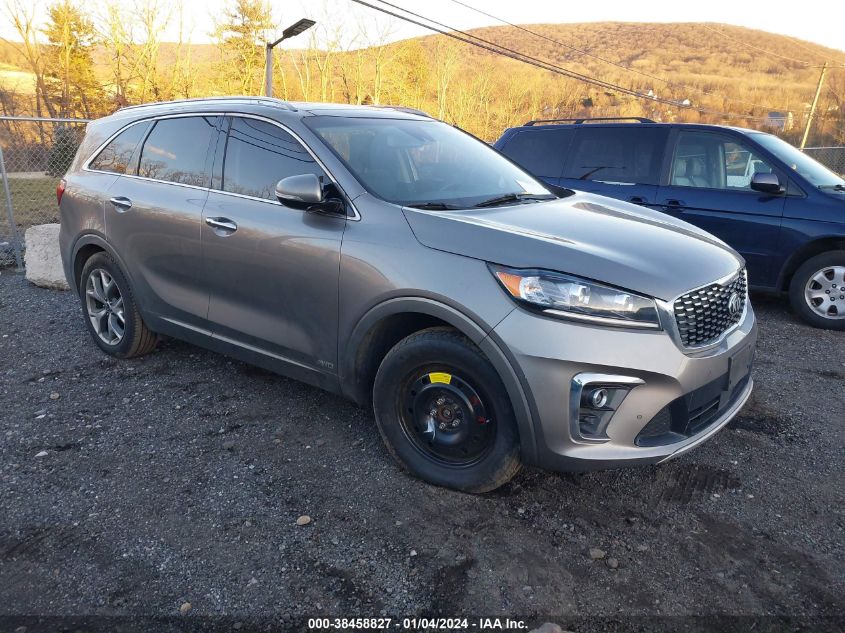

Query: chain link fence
[[0, 115, 843, 268], [0, 116, 89, 267], [803, 147, 845, 177]]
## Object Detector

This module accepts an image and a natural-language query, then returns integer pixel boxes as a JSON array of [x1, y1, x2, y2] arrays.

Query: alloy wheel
[[85, 268, 126, 345]]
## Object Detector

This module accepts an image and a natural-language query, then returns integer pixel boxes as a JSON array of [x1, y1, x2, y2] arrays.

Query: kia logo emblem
[[728, 292, 743, 317]]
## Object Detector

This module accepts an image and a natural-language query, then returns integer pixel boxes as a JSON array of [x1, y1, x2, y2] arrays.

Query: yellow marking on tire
[[428, 372, 452, 384]]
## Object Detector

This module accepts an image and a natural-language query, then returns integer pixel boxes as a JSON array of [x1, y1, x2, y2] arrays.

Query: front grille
[[673, 269, 747, 347]]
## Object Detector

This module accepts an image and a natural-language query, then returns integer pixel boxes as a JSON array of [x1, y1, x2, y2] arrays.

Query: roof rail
[[370, 105, 432, 118], [116, 96, 297, 113], [523, 116, 655, 126]]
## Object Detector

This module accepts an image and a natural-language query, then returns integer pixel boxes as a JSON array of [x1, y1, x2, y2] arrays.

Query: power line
[[350, 0, 770, 122], [447, 1, 672, 87], [445, 1, 792, 114], [779, 33, 845, 67], [701, 24, 816, 67]]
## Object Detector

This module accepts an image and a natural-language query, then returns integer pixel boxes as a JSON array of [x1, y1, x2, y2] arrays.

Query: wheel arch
[[341, 297, 538, 464], [778, 237, 845, 291], [71, 233, 135, 295]]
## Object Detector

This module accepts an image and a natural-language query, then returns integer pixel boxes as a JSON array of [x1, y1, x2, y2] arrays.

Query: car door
[[495, 128, 572, 188], [559, 126, 669, 208], [658, 130, 786, 287], [202, 115, 346, 376], [105, 114, 220, 332]]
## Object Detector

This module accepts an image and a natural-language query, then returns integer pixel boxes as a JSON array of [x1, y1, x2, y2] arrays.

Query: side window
[[222, 117, 324, 200], [671, 131, 774, 190], [499, 130, 570, 178], [562, 127, 667, 185], [137, 116, 218, 186], [88, 122, 149, 174]]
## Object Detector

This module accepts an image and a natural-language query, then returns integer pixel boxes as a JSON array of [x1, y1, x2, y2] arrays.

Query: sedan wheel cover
[[85, 269, 126, 344], [804, 265, 845, 320]]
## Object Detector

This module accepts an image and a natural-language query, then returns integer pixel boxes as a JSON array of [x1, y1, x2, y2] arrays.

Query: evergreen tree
[[214, 0, 274, 95], [42, 0, 103, 118]]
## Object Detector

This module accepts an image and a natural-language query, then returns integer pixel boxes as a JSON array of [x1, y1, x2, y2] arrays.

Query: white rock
[[35, 450, 49, 458], [24, 224, 69, 290]]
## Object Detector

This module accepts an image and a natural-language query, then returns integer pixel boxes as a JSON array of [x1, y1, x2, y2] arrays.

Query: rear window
[[563, 127, 668, 185], [499, 129, 571, 179], [137, 116, 219, 186], [88, 122, 149, 174]]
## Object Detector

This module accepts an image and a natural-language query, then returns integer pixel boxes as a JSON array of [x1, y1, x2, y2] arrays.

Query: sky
[[2, 0, 844, 55]]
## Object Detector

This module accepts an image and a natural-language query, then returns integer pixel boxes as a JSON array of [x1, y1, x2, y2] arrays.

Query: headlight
[[490, 265, 661, 329]]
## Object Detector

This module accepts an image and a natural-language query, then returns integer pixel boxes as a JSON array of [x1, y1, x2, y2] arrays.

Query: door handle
[[663, 199, 685, 209], [205, 217, 238, 233], [109, 196, 132, 211], [628, 196, 647, 205]]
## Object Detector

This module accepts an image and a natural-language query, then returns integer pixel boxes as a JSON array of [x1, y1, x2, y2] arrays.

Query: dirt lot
[[0, 270, 843, 631]]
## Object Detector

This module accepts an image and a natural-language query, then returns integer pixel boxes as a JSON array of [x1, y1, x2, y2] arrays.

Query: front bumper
[[491, 302, 757, 471]]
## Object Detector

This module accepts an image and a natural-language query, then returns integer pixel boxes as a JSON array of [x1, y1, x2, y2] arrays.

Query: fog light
[[570, 374, 644, 442], [587, 388, 609, 409]]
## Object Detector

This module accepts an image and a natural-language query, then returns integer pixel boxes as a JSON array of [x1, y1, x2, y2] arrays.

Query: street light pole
[[264, 18, 316, 98]]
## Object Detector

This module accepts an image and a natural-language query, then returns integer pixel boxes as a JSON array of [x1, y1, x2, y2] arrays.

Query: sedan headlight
[[490, 265, 661, 329]]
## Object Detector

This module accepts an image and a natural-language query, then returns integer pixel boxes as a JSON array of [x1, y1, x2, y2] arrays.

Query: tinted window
[[137, 116, 218, 186], [89, 122, 149, 174], [563, 127, 668, 185], [500, 129, 570, 178], [221, 117, 323, 200], [671, 131, 774, 191]]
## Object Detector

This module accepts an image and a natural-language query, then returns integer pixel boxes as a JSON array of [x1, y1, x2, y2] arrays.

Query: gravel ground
[[0, 270, 843, 631]]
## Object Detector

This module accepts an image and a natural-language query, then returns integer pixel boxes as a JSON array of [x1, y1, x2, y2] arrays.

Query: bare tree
[[99, 0, 135, 108], [134, 0, 172, 101], [5, 0, 56, 119], [433, 39, 459, 121]]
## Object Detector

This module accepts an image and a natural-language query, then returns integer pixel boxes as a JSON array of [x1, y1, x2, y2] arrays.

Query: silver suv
[[59, 98, 757, 492]]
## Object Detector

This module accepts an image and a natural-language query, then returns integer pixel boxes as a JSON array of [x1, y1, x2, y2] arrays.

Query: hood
[[402, 192, 743, 301]]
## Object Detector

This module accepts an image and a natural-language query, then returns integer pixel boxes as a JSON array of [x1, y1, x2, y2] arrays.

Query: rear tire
[[372, 327, 521, 493], [788, 250, 845, 330], [79, 252, 158, 358]]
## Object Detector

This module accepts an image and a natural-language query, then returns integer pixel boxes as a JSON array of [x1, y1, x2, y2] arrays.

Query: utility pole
[[264, 18, 316, 98], [800, 62, 828, 150]]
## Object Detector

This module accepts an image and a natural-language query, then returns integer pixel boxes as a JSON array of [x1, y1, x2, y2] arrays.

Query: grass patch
[[0, 176, 60, 232]]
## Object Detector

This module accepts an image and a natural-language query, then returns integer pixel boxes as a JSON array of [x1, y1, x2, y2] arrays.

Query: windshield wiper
[[579, 165, 621, 180], [473, 192, 554, 208], [406, 201, 461, 210]]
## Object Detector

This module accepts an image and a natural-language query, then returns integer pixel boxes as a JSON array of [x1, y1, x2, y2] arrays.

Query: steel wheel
[[804, 265, 845, 320], [398, 369, 496, 467], [85, 268, 125, 345]]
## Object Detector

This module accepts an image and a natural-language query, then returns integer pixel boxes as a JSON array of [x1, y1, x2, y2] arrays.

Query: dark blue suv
[[495, 118, 845, 330]]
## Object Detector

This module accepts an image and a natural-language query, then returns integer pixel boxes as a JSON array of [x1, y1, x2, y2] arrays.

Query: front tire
[[372, 328, 521, 493], [788, 250, 845, 330], [79, 252, 158, 357]]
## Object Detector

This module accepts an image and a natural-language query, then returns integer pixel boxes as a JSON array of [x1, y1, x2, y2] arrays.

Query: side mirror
[[750, 172, 785, 195], [275, 174, 345, 215]]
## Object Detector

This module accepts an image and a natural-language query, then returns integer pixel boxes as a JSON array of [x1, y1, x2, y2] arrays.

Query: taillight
[[56, 179, 66, 206]]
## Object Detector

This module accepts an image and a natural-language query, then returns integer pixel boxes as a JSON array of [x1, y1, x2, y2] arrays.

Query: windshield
[[753, 133, 845, 188], [305, 116, 553, 207]]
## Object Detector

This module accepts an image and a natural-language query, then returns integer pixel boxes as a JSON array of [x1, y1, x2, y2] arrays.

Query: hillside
[[407, 22, 844, 141], [0, 22, 842, 144]]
